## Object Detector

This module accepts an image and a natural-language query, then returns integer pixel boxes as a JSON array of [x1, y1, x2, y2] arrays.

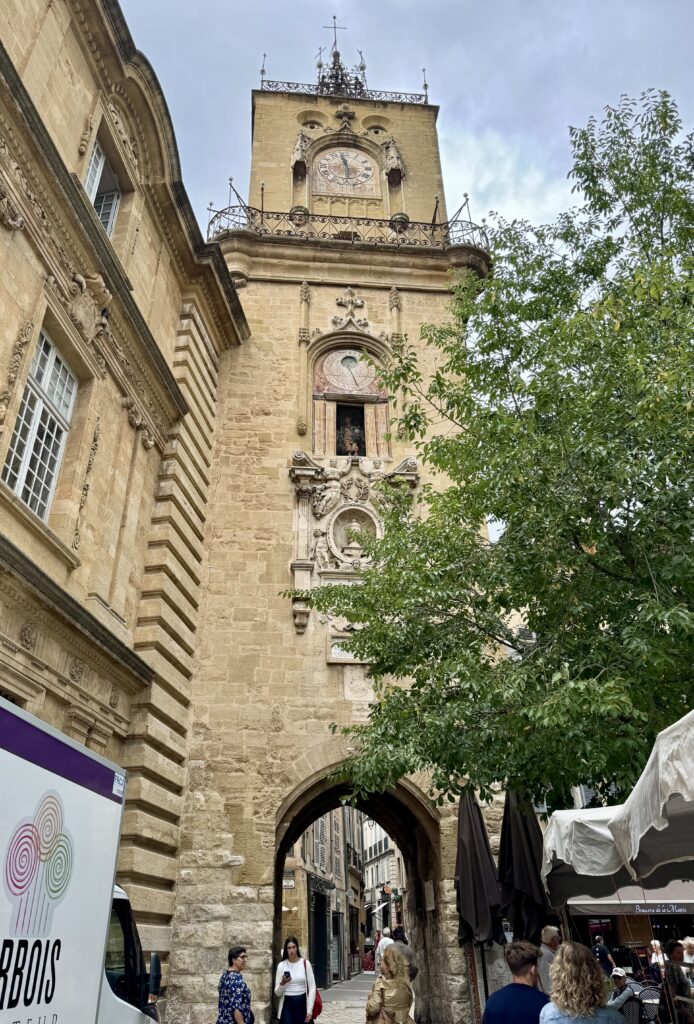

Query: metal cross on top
[[323, 15, 346, 53]]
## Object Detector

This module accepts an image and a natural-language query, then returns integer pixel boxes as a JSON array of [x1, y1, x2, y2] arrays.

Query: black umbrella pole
[[479, 944, 489, 1000]]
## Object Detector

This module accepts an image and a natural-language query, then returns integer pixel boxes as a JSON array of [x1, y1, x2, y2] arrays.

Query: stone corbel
[[386, 456, 420, 490], [122, 397, 155, 450], [0, 182, 24, 231], [87, 721, 112, 754], [298, 282, 311, 435], [64, 705, 95, 745]]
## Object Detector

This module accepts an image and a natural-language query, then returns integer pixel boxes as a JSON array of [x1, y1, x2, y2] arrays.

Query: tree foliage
[[302, 91, 694, 808]]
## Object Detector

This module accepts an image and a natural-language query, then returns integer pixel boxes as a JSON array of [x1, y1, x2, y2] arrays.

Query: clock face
[[322, 350, 378, 393], [317, 149, 374, 187]]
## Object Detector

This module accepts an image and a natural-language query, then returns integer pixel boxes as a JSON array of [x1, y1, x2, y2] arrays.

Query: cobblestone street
[[319, 972, 375, 1024]]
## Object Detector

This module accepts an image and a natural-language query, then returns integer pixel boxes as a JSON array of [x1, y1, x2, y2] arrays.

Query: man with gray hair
[[375, 927, 394, 970], [538, 925, 561, 995]]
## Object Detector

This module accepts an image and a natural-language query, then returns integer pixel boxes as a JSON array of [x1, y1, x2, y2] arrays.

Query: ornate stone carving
[[312, 528, 336, 570], [389, 287, 402, 311], [332, 285, 368, 330], [19, 622, 38, 651], [291, 598, 311, 635], [0, 182, 24, 231], [334, 103, 356, 124], [290, 132, 310, 176], [78, 114, 93, 155], [68, 273, 112, 342], [109, 685, 119, 710], [73, 417, 100, 550], [69, 659, 85, 682], [298, 328, 310, 344], [107, 102, 139, 172], [382, 137, 405, 186], [300, 281, 311, 305], [0, 321, 34, 433]]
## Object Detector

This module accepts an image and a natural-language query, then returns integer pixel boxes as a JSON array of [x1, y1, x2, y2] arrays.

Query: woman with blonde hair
[[539, 942, 621, 1023], [365, 946, 414, 1024]]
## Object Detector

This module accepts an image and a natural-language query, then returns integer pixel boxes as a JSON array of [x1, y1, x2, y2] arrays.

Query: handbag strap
[[304, 958, 309, 994]]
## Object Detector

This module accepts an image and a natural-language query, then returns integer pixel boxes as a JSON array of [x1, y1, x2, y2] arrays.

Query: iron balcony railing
[[207, 204, 489, 252], [260, 79, 428, 105]]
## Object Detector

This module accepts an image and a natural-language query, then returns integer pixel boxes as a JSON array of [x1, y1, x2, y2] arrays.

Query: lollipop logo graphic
[[3, 792, 74, 936]]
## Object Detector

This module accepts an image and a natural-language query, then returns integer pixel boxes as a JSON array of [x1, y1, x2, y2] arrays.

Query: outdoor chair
[[636, 983, 662, 1022]]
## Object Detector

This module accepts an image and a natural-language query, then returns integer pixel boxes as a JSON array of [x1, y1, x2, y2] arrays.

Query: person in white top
[[275, 936, 317, 1024], [375, 928, 394, 971]]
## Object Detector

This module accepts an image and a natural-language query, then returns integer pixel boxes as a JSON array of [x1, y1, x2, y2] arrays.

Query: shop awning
[[568, 880, 694, 916], [609, 710, 694, 881]]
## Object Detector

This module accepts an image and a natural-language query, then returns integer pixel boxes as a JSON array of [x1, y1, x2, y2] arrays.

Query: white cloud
[[441, 128, 574, 227]]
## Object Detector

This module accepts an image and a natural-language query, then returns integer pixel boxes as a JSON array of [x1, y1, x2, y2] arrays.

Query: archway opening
[[273, 774, 443, 1024]]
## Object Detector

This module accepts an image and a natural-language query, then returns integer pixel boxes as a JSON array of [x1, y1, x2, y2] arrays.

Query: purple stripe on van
[[0, 706, 124, 804]]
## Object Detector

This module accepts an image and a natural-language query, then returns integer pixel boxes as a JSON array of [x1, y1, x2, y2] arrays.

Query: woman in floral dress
[[218, 946, 253, 1024]]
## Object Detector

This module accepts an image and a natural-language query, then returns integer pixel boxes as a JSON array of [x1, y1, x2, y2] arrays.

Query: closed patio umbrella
[[498, 791, 550, 943], [454, 787, 505, 945]]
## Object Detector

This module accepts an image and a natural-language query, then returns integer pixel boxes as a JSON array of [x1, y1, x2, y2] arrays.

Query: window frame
[[84, 137, 122, 237], [1, 329, 78, 522]]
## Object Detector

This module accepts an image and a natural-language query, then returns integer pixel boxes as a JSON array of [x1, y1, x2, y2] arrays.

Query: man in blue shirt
[[482, 941, 549, 1024]]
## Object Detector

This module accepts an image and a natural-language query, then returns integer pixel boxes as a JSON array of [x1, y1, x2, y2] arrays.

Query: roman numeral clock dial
[[318, 149, 374, 187]]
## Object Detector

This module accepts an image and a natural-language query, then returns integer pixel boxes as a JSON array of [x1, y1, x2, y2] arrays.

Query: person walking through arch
[[366, 945, 414, 1024], [217, 946, 254, 1024], [375, 927, 394, 971], [391, 926, 417, 981], [274, 936, 317, 1024]]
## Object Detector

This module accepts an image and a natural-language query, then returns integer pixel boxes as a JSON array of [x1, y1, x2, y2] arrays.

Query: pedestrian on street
[[366, 946, 414, 1024], [391, 926, 418, 982], [481, 941, 549, 1024], [217, 946, 254, 1024], [540, 941, 621, 1023], [274, 936, 317, 1024], [375, 927, 394, 971], [538, 926, 561, 995], [659, 940, 694, 1024], [591, 935, 617, 978]]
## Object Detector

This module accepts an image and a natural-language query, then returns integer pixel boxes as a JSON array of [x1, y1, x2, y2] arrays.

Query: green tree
[[302, 91, 694, 808]]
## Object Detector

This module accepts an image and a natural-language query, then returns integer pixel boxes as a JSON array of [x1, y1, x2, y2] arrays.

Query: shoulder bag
[[304, 959, 322, 1019]]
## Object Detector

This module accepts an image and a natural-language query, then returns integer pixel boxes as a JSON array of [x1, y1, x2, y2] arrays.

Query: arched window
[[312, 346, 389, 458]]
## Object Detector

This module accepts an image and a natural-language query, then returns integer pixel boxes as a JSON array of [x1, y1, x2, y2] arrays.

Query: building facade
[[283, 807, 364, 987], [0, 0, 248, 990], [362, 819, 407, 940], [0, 6, 492, 1024]]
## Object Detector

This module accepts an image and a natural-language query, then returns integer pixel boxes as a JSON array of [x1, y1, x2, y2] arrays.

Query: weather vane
[[322, 14, 346, 53]]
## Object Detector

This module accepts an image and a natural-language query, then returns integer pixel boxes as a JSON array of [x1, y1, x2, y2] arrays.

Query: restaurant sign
[[634, 903, 690, 914]]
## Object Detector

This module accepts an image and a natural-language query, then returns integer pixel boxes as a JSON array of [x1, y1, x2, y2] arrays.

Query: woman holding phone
[[274, 936, 317, 1024]]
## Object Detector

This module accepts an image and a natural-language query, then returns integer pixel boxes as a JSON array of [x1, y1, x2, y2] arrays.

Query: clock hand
[[340, 153, 351, 179], [348, 367, 359, 386]]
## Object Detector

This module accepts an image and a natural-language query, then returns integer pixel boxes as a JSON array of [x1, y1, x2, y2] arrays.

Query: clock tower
[[168, 46, 490, 1024]]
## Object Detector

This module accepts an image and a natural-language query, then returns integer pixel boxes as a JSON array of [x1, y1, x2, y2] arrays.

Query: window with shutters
[[84, 138, 121, 236], [2, 329, 77, 521]]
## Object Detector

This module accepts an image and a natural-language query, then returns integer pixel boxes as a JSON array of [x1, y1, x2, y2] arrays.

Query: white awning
[[568, 879, 694, 916], [609, 710, 694, 880]]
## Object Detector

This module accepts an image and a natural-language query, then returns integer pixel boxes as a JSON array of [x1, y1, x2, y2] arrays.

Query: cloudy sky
[[119, 0, 693, 234]]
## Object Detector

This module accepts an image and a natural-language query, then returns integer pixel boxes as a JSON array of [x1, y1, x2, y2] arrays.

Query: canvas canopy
[[567, 879, 694, 916], [608, 710, 694, 881], [542, 710, 694, 907]]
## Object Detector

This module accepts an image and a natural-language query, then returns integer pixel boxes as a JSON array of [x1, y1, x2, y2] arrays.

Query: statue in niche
[[312, 528, 334, 570], [336, 407, 365, 457]]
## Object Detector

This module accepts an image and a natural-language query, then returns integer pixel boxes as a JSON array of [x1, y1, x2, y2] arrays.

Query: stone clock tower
[[167, 48, 490, 1024]]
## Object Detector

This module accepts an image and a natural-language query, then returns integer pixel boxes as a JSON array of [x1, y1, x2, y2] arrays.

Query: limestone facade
[[166, 78, 491, 1024], [0, 0, 248, 986]]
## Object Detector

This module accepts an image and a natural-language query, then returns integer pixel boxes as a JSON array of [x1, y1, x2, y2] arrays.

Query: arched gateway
[[165, 46, 489, 1024]]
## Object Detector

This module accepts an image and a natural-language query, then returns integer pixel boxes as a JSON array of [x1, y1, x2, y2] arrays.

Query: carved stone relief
[[0, 321, 34, 434], [0, 182, 24, 231], [288, 450, 419, 632], [332, 285, 368, 331], [73, 417, 101, 550]]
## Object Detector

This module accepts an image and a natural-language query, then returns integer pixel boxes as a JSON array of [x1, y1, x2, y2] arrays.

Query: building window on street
[[2, 330, 77, 521], [84, 138, 121, 236]]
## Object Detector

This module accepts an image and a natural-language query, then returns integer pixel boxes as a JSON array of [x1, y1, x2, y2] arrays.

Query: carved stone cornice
[[72, 417, 101, 551]]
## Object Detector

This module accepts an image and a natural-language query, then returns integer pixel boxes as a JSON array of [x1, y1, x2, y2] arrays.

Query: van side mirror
[[149, 953, 162, 998]]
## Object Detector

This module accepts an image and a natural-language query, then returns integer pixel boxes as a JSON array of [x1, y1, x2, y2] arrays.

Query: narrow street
[[319, 972, 376, 1024]]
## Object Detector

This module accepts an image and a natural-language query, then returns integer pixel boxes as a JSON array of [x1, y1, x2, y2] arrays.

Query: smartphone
[[283, 971, 291, 981]]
